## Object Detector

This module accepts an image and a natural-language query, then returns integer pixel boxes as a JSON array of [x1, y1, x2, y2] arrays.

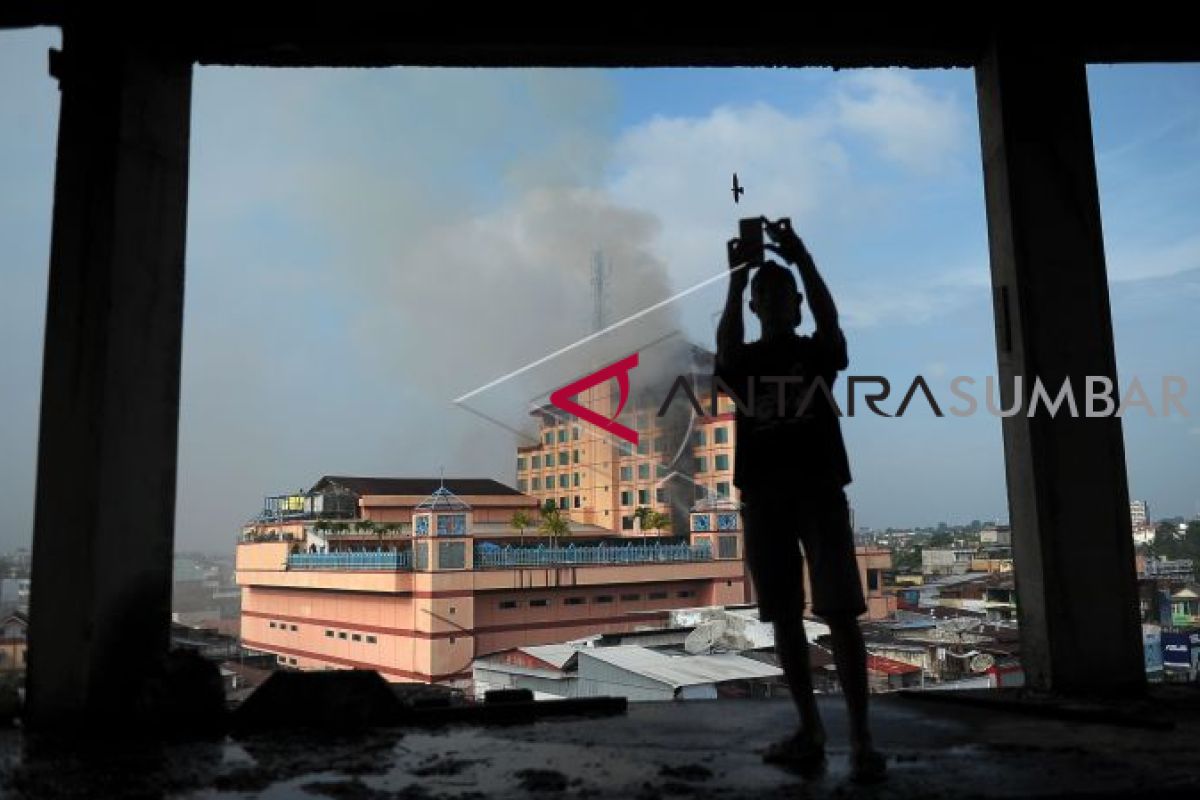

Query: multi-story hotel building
[[516, 351, 739, 536]]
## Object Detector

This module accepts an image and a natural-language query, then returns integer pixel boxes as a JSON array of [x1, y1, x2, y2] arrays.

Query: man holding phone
[[715, 217, 885, 783]]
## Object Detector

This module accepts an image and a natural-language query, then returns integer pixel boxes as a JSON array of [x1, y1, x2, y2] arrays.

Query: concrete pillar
[[26, 32, 192, 728], [975, 39, 1144, 694]]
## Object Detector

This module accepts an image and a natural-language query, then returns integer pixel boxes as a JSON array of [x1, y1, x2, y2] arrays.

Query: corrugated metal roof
[[519, 644, 580, 669], [578, 646, 781, 688]]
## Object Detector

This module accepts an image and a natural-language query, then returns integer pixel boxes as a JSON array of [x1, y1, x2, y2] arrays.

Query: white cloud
[[834, 70, 968, 175]]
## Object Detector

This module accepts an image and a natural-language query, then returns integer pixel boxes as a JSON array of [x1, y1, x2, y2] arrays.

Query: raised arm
[[765, 218, 839, 335], [716, 238, 750, 372]]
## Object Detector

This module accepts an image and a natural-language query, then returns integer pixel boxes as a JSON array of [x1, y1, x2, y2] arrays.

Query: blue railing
[[288, 550, 412, 570], [475, 542, 712, 568]]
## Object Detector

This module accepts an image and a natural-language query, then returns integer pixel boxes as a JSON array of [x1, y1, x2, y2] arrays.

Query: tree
[[633, 506, 653, 538], [510, 510, 532, 547], [647, 511, 671, 538], [539, 502, 570, 549]]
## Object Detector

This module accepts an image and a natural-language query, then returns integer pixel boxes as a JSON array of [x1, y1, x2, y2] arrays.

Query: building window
[[290, 624, 298, 632], [338, 632, 348, 639], [620, 490, 633, 506], [325, 630, 334, 637], [649, 591, 668, 600], [269, 622, 277, 629], [714, 426, 729, 444], [655, 488, 666, 503], [545, 473, 554, 488], [499, 600, 519, 610], [544, 432, 553, 445], [559, 497, 568, 509], [718, 535, 739, 559], [564, 597, 585, 606], [366, 635, 377, 644], [715, 454, 730, 471], [531, 477, 541, 491], [618, 442, 633, 457], [558, 474, 569, 489], [558, 451, 569, 466], [637, 440, 649, 455], [717, 482, 731, 498], [638, 464, 650, 480], [677, 590, 695, 598], [638, 489, 649, 505], [438, 541, 467, 569], [517, 457, 527, 471], [557, 428, 567, 443], [620, 594, 640, 602], [436, 514, 466, 536], [868, 569, 881, 591], [694, 430, 706, 446], [621, 515, 634, 530], [532, 455, 541, 469], [619, 466, 633, 481], [656, 464, 668, 478], [573, 449, 580, 464], [573, 472, 580, 487], [352, 633, 362, 642], [653, 436, 665, 452], [414, 542, 428, 570], [696, 456, 707, 473], [595, 595, 614, 604], [572, 426, 580, 440], [449, 636, 457, 645], [573, 496, 581, 508], [530, 599, 549, 607], [289, 657, 297, 665], [517, 479, 527, 492]]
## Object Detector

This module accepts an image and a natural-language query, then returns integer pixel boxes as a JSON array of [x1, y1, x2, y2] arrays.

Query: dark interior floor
[[2, 686, 1199, 799]]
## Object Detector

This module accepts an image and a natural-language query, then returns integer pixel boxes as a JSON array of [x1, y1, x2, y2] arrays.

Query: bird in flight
[[731, 173, 744, 204]]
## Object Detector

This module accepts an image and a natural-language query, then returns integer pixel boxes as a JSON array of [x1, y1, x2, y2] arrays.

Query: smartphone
[[738, 217, 764, 265]]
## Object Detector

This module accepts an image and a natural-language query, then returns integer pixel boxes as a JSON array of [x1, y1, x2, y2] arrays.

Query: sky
[[1, 28, 1197, 553]]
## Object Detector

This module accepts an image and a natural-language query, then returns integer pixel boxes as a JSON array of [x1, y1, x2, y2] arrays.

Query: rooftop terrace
[[4, 687, 1199, 798]]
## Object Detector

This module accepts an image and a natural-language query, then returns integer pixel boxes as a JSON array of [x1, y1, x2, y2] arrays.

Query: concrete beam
[[975, 40, 1144, 694], [26, 32, 192, 729]]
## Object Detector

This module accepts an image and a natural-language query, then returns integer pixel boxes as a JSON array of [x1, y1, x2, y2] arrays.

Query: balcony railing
[[282, 543, 714, 571], [287, 551, 412, 570], [475, 542, 713, 568]]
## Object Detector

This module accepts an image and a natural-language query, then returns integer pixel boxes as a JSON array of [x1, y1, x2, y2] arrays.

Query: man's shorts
[[739, 481, 867, 623]]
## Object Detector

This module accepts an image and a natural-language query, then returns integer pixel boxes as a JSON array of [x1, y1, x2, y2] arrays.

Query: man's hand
[[727, 237, 751, 288], [764, 217, 812, 268]]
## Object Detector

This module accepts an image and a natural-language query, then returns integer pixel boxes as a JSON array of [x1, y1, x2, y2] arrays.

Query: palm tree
[[647, 511, 671, 540], [510, 510, 532, 547], [539, 506, 570, 550], [633, 506, 653, 539]]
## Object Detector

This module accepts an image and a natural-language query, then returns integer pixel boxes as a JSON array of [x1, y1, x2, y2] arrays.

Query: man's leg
[[825, 613, 871, 753], [773, 613, 825, 748], [805, 487, 886, 782]]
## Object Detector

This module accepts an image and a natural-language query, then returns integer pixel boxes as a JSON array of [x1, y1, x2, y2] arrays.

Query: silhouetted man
[[715, 217, 885, 783]]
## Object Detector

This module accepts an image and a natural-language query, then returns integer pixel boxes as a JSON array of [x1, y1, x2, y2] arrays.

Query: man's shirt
[[714, 328, 851, 491]]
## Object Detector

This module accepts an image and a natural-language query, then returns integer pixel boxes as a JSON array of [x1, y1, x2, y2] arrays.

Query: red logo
[[549, 353, 640, 444]]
